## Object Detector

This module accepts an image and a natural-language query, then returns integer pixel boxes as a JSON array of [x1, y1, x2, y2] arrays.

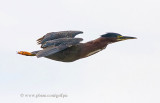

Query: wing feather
[[41, 38, 83, 48], [36, 38, 83, 58], [37, 31, 83, 44]]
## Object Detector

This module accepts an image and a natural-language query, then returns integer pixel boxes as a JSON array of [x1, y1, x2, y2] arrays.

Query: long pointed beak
[[118, 36, 137, 41]]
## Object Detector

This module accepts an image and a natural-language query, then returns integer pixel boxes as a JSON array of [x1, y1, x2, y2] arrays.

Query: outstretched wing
[[36, 38, 83, 58], [37, 30, 83, 44], [41, 38, 83, 48]]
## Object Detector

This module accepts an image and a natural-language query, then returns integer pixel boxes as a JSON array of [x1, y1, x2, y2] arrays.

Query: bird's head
[[101, 32, 137, 43]]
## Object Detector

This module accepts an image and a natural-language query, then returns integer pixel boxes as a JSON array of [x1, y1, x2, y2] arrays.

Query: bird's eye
[[117, 35, 123, 38]]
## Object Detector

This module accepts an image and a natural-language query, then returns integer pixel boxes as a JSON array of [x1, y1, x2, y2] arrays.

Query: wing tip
[[37, 36, 44, 44]]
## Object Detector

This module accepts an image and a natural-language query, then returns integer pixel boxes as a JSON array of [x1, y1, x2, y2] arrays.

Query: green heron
[[18, 31, 136, 62]]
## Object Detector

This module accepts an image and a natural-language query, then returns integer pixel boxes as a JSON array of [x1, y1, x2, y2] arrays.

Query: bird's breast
[[86, 49, 103, 57], [80, 39, 108, 58]]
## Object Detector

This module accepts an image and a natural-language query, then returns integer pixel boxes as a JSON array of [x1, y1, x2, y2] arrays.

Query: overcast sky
[[0, 0, 160, 103]]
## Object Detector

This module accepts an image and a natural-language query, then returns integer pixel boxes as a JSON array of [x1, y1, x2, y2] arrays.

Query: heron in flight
[[18, 31, 136, 62]]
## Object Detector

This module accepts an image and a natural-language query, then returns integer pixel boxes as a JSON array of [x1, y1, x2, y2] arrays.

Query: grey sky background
[[0, 0, 160, 103]]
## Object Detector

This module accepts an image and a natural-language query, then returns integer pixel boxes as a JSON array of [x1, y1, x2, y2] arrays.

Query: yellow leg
[[17, 51, 36, 56]]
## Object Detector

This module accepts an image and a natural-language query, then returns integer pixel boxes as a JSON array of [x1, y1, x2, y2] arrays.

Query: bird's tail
[[17, 51, 36, 56]]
